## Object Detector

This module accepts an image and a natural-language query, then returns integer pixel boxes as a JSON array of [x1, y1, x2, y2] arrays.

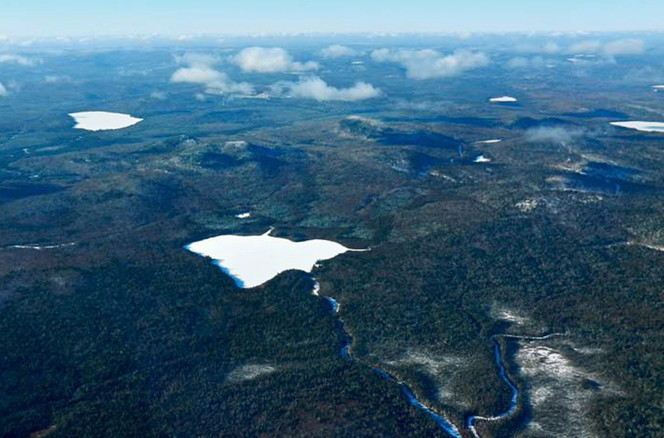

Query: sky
[[1, 0, 663, 37]]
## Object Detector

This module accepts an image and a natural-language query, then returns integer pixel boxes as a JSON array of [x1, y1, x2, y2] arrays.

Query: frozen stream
[[185, 230, 562, 437]]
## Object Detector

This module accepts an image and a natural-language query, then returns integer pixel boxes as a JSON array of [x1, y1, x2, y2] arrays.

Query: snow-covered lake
[[489, 96, 517, 103], [186, 229, 362, 288], [69, 111, 143, 131], [474, 155, 492, 163], [476, 139, 502, 144], [610, 121, 664, 133]]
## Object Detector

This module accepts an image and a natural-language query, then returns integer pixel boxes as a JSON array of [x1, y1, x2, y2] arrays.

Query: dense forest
[[1, 40, 663, 437]]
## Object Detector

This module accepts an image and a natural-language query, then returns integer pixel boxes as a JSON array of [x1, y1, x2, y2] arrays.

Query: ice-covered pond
[[489, 96, 517, 103], [69, 111, 143, 131], [186, 229, 362, 288], [610, 121, 664, 133]]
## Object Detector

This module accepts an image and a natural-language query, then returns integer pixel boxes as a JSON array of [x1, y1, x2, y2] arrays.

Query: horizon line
[[2, 30, 664, 40]]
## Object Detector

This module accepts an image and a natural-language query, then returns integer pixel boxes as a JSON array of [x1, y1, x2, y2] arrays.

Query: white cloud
[[506, 57, 530, 69], [370, 48, 488, 79], [174, 53, 219, 67], [203, 76, 254, 95], [172, 53, 224, 84], [320, 45, 358, 58], [568, 39, 645, 56], [603, 39, 644, 56], [170, 53, 253, 95], [507, 56, 547, 69], [171, 65, 224, 84], [515, 42, 562, 54], [44, 75, 71, 83], [0, 54, 41, 67], [0, 82, 7, 97], [150, 91, 168, 100], [272, 76, 381, 102], [232, 47, 318, 73], [525, 127, 584, 144], [568, 40, 602, 54]]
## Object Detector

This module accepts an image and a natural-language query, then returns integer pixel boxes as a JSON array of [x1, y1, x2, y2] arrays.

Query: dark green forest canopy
[[0, 37, 663, 438]]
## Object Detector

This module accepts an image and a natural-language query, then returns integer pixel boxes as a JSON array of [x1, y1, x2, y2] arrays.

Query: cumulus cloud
[[171, 65, 224, 84], [170, 53, 253, 95], [174, 53, 219, 67], [0, 54, 41, 67], [515, 42, 562, 54], [568, 40, 602, 54], [393, 99, 453, 112], [44, 75, 72, 83], [507, 56, 547, 69], [603, 39, 645, 56], [371, 48, 489, 79], [568, 39, 645, 56], [623, 66, 664, 84], [232, 47, 318, 73], [0, 82, 7, 97], [525, 127, 584, 144], [271, 76, 381, 102], [320, 45, 358, 58], [202, 77, 255, 95], [171, 53, 224, 85], [150, 91, 168, 100]]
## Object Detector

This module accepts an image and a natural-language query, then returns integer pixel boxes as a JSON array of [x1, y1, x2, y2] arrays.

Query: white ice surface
[[610, 121, 664, 133], [489, 96, 517, 103], [186, 230, 359, 288], [69, 111, 143, 131], [476, 139, 502, 144]]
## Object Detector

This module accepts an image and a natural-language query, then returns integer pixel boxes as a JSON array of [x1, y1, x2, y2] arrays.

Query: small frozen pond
[[476, 139, 502, 144], [69, 111, 143, 131], [474, 155, 492, 163], [610, 121, 664, 133], [489, 96, 517, 103], [186, 229, 362, 288]]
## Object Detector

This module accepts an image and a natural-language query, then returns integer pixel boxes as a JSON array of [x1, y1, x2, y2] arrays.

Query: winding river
[[185, 233, 562, 437], [313, 281, 463, 438], [466, 333, 565, 438], [314, 280, 564, 438]]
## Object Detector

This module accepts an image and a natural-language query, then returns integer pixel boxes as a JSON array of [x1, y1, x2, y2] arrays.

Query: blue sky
[[1, 0, 663, 36]]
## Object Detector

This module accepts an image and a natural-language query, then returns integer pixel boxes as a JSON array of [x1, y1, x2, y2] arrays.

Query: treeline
[[0, 252, 449, 437]]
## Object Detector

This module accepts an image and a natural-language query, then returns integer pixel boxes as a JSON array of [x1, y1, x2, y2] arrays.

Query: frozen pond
[[610, 121, 664, 133], [187, 231, 464, 436], [476, 139, 502, 144], [186, 229, 361, 288], [69, 111, 143, 131], [489, 96, 517, 103]]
